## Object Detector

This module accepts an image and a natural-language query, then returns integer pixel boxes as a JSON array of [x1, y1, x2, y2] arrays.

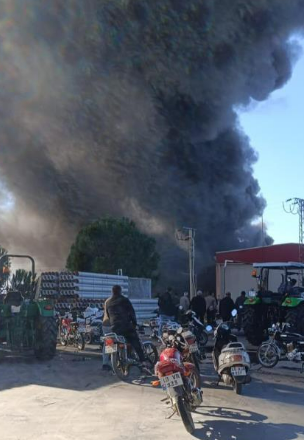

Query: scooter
[[208, 310, 251, 395]]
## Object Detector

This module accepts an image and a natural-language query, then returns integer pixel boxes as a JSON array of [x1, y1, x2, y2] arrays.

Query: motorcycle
[[59, 315, 85, 350], [209, 310, 251, 395], [82, 306, 104, 345], [153, 337, 202, 434], [183, 309, 209, 348], [258, 323, 304, 370], [161, 326, 202, 387], [101, 331, 158, 380]]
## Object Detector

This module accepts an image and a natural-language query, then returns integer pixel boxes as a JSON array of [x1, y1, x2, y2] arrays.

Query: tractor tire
[[34, 316, 57, 361], [242, 307, 265, 346], [286, 304, 304, 334]]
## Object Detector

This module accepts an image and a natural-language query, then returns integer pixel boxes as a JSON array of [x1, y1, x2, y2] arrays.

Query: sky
[[238, 40, 304, 246]]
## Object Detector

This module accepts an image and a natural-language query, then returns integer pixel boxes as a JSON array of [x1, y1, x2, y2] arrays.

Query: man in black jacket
[[219, 292, 235, 322], [103, 285, 145, 362], [190, 290, 206, 323]]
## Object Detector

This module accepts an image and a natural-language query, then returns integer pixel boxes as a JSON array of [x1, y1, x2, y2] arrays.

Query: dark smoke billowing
[[0, 1, 303, 283]]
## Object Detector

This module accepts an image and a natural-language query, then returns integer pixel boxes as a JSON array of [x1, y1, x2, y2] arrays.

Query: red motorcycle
[[153, 336, 202, 434], [59, 316, 85, 350]]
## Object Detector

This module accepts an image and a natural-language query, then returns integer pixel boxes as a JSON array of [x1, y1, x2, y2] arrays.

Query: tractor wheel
[[286, 304, 304, 334], [34, 316, 57, 360], [243, 307, 265, 346]]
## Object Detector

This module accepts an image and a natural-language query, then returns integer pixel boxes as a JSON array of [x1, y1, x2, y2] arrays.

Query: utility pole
[[283, 198, 304, 262], [175, 227, 196, 300]]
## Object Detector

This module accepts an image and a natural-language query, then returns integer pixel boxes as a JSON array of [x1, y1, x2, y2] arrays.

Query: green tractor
[[0, 254, 57, 360], [243, 262, 304, 346]]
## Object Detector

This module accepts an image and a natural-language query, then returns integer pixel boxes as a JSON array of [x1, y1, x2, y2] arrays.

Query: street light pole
[[175, 227, 196, 301]]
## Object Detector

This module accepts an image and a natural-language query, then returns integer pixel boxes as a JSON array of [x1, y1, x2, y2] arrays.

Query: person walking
[[190, 290, 206, 323], [219, 292, 235, 322], [235, 291, 246, 330], [205, 291, 217, 325]]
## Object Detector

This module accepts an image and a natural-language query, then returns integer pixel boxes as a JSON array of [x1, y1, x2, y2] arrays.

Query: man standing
[[103, 285, 146, 363], [158, 287, 176, 335], [219, 292, 235, 322], [235, 291, 246, 330], [190, 290, 206, 323], [205, 291, 217, 325]]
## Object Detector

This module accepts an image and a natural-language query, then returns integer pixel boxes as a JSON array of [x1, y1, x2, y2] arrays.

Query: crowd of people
[[157, 288, 247, 330]]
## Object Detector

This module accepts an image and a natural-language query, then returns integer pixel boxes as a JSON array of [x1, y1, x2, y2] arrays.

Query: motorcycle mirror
[[231, 309, 237, 317], [206, 325, 213, 332], [179, 305, 183, 310]]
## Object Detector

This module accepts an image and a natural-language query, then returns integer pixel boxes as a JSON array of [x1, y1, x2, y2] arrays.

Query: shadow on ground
[[193, 407, 304, 440]]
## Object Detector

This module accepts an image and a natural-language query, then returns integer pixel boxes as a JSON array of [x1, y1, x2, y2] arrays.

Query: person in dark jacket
[[190, 290, 206, 322], [103, 285, 145, 362], [235, 291, 246, 330], [219, 292, 235, 322], [158, 288, 177, 335]]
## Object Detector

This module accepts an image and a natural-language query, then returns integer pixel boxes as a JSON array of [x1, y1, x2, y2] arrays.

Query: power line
[[283, 198, 304, 262]]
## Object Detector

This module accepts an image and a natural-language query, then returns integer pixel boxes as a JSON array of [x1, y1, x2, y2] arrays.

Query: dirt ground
[[0, 345, 303, 440]]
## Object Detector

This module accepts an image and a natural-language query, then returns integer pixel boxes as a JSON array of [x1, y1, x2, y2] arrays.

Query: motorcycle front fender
[[166, 385, 183, 400]]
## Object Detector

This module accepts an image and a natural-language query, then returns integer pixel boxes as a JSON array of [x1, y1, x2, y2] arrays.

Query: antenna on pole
[[283, 198, 304, 262], [175, 227, 196, 300]]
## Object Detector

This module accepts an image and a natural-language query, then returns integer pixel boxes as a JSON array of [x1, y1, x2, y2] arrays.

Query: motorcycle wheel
[[234, 381, 242, 395], [142, 341, 158, 366], [84, 332, 92, 345], [176, 396, 195, 434], [258, 343, 279, 368], [60, 336, 67, 346], [76, 333, 85, 350], [190, 354, 202, 388], [199, 331, 208, 347], [111, 351, 130, 380]]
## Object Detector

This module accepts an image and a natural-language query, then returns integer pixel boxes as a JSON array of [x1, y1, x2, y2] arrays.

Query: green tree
[[11, 269, 36, 298], [66, 218, 160, 281]]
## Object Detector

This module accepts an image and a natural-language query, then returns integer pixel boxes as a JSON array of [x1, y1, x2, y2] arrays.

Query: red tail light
[[105, 338, 114, 346], [44, 305, 53, 311], [231, 355, 243, 362], [185, 338, 195, 345]]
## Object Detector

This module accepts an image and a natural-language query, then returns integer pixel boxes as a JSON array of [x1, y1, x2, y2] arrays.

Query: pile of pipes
[[39, 271, 128, 299]]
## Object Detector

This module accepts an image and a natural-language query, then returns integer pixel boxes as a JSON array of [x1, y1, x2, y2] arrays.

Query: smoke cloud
[[0, 1, 303, 283]]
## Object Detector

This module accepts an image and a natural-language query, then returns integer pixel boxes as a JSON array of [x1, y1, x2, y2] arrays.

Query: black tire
[[34, 316, 57, 360], [76, 333, 85, 350], [111, 350, 130, 380], [84, 332, 92, 345], [286, 304, 304, 334], [190, 354, 202, 388], [258, 343, 279, 368], [243, 307, 265, 346], [199, 331, 208, 347], [176, 396, 195, 434], [142, 341, 158, 366], [234, 381, 242, 395]]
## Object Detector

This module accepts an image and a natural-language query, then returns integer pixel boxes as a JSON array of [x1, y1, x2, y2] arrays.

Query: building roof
[[253, 262, 304, 269], [215, 243, 304, 265]]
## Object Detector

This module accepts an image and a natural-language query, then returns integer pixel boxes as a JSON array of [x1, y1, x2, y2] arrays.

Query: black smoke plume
[[0, 1, 303, 284]]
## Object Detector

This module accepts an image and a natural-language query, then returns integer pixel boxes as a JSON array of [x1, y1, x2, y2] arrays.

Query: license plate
[[231, 366, 246, 376], [105, 344, 117, 354], [160, 372, 183, 390], [189, 343, 198, 353]]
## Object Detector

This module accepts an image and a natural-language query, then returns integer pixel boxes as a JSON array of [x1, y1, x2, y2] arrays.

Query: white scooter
[[207, 310, 251, 395]]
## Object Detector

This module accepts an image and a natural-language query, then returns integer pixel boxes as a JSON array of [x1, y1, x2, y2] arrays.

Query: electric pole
[[175, 227, 196, 300], [283, 198, 304, 262]]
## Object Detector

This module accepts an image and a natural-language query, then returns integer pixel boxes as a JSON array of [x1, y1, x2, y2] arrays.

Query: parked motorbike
[[161, 326, 202, 387], [209, 310, 251, 395], [183, 309, 209, 348], [101, 331, 158, 380], [59, 315, 85, 350], [258, 323, 304, 370], [153, 341, 202, 433], [82, 306, 104, 344]]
